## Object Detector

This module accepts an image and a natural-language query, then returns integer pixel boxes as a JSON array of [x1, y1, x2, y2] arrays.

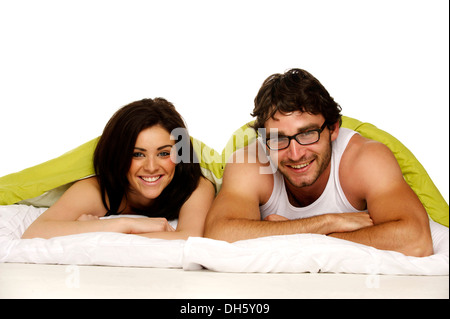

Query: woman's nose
[[143, 157, 158, 172]]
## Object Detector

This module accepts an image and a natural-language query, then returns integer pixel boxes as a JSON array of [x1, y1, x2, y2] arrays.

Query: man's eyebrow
[[297, 124, 321, 133], [265, 124, 321, 139], [264, 128, 281, 139]]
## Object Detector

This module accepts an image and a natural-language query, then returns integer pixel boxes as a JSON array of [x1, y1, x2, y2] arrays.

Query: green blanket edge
[[1, 116, 448, 227]]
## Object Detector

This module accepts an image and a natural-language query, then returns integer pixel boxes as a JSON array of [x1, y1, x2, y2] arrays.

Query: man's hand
[[264, 214, 289, 222], [329, 212, 373, 233], [264, 212, 373, 234]]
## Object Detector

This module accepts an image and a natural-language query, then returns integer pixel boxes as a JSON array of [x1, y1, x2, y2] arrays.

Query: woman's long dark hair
[[93, 98, 202, 220]]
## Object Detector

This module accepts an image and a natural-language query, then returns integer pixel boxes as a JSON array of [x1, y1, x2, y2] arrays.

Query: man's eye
[[298, 130, 319, 140], [275, 137, 289, 142]]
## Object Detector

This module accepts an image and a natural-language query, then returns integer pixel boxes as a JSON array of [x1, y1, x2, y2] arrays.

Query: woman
[[22, 98, 215, 240]]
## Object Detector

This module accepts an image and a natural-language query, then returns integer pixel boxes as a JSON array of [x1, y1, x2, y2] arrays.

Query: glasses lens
[[267, 137, 289, 150], [296, 131, 319, 145]]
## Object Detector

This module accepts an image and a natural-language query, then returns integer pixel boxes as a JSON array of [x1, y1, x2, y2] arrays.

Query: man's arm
[[331, 138, 433, 257], [204, 148, 373, 242]]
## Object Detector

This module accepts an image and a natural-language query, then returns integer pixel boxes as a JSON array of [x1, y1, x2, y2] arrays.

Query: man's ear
[[329, 121, 340, 142]]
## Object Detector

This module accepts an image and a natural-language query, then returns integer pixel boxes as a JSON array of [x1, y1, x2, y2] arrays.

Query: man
[[204, 68, 433, 257]]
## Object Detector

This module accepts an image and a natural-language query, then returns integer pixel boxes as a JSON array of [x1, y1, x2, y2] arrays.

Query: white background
[[0, 0, 448, 202]]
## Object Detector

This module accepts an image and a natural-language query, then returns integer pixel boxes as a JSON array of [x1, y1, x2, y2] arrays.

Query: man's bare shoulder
[[340, 133, 404, 205], [225, 140, 273, 175], [226, 139, 265, 162], [222, 140, 274, 204], [342, 134, 397, 167]]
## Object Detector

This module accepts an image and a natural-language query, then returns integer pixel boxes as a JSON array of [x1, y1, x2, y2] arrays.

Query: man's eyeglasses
[[265, 122, 328, 150]]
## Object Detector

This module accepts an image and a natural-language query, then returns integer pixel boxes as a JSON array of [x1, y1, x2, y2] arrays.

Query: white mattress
[[0, 204, 448, 275]]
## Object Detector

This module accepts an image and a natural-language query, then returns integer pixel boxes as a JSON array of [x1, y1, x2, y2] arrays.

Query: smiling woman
[[21, 98, 215, 240], [126, 126, 177, 210]]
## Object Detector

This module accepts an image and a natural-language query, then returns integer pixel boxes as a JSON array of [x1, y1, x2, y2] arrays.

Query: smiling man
[[204, 68, 433, 257]]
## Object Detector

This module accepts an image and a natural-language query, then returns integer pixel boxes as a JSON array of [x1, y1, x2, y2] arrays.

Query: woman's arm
[[22, 176, 215, 240], [21, 177, 173, 239], [22, 177, 110, 239], [138, 177, 215, 240]]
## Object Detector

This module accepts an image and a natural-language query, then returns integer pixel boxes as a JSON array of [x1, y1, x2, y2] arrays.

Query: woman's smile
[[139, 175, 163, 184]]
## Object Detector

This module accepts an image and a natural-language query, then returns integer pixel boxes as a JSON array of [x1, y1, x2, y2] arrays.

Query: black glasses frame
[[266, 121, 328, 150]]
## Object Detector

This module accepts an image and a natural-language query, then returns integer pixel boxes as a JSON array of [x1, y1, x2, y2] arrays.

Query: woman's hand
[[76, 214, 175, 234], [124, 217, 175, 234], [70, 214, 176, 236]]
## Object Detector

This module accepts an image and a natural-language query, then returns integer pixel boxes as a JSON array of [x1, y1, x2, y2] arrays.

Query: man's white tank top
[[259, 128, 367, 220]]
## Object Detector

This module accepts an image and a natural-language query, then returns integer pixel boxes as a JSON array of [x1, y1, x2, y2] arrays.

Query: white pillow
[[183, 220, 449, 275], [1, 204, 448, 275], [0, 205, 184, 268]]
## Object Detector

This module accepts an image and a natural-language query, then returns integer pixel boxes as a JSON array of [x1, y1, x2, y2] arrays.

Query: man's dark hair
[[251, 68, 342, 131]]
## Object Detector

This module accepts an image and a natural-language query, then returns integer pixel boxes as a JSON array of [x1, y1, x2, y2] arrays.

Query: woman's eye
[[133, 152, 145, 158], [158, 151, 171, 158]]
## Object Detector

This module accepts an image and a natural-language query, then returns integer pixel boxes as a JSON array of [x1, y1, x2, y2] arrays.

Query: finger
[[265, 214, 288, 221]]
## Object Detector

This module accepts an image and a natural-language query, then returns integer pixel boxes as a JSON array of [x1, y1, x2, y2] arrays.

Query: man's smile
[[284, 159, 315, 172], [287, 160, 314, 169]]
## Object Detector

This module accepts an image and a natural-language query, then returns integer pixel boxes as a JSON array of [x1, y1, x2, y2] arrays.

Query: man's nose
[[286, 138, 306, 160]]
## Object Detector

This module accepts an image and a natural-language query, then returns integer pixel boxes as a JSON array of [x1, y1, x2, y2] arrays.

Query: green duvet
[[1, 116, 448, 227]]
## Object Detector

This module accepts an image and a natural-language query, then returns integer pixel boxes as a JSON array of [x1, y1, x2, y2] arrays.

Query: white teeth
[[290, 162, 311, 169], [141, 176, 161, 182]]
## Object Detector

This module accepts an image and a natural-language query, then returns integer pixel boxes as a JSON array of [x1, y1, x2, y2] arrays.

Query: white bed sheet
[[0, 204, 448, 275], [0, 205, 183, 268]]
